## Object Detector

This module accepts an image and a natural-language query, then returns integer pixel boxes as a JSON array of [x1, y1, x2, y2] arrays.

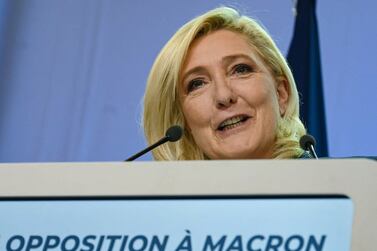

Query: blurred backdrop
[[0, 0, 376, 162]]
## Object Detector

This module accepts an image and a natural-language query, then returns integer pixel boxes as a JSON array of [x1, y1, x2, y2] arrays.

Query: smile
[[217, 115, 251, 131]]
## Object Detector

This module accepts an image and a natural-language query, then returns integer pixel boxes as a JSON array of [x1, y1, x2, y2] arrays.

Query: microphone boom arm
[[125, 137, 168, 161]]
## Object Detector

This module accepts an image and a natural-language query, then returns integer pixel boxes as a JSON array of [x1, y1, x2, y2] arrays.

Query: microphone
[[125, 125, 183, 161], [299, 134, 318, 159]]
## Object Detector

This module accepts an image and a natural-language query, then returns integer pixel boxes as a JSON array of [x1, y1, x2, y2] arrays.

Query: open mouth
[[217, 115, 251, 131]]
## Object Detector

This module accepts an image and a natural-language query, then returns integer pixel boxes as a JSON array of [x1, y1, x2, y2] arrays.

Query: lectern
[[0, 159, 376, 251]]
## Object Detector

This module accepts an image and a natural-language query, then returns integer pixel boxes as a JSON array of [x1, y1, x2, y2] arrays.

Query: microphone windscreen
[[165, 125, 183, 142], [299, 134, 316, 150]]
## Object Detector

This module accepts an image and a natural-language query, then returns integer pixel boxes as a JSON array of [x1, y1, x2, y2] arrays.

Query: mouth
[[217, 115, 251, 131]]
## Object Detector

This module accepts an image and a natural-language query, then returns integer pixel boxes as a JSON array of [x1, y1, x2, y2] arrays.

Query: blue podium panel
[[0, 197, 353, 251]]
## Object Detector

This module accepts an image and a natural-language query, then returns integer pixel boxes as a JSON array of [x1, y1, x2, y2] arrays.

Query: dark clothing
[[299, 151, 313, 159]]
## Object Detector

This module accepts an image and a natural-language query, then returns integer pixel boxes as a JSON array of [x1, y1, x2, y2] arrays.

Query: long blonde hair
[[143, 7, 306, 160]]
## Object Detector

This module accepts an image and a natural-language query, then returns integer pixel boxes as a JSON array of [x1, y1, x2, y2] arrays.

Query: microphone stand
[[125, 137, 168, 161]]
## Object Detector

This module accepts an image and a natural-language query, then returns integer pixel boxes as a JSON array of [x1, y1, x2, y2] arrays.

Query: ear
[[276, 77, 289, 116]]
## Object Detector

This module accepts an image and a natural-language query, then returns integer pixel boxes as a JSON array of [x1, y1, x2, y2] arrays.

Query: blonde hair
[[143, 7, 306, 160]]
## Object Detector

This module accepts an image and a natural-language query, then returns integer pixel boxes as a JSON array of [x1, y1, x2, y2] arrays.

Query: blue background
[[0, 0, 376, 162]]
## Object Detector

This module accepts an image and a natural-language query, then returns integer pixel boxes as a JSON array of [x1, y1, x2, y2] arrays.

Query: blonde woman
[[143, 7, 309, 160]]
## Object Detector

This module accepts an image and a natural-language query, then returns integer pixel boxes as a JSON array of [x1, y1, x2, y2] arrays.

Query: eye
[[232, 64, 253, 76], [187, 78, 206, 93]]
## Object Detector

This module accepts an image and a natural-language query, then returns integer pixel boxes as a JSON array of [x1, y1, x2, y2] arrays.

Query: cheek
[[240, 81, 276, 108], [258, 89, 281, 134], [239, 81, 280, 127], [181, 97, 211, 130]]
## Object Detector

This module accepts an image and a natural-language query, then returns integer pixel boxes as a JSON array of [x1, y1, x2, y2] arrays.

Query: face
[[179, 29, 289, 159]]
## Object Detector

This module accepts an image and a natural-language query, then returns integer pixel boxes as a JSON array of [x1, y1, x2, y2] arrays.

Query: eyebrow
[[181, 53, 255, 82], [222, 53, 255, 65]]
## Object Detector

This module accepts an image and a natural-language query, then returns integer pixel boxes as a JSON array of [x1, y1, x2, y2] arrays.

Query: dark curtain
[[287, 0, 328, 157]]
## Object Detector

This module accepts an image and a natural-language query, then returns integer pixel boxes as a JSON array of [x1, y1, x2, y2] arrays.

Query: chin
[[211, 147, 260, 159], [210, 143, 274, 159]]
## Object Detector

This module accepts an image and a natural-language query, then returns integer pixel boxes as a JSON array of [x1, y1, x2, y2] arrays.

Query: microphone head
[[165, 125, 183, 142], [299, 134, 316, 151]]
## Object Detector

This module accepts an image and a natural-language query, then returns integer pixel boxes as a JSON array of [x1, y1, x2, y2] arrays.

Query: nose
[[214, 78, 237, 109]]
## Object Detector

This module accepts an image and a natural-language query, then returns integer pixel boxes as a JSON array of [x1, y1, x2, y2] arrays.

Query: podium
[[0, 159, 376, 251]]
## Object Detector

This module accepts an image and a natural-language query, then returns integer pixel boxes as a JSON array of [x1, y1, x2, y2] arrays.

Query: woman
[[143, 7, 307, 160]]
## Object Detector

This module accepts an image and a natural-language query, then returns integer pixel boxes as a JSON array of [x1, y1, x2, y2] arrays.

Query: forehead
[[182, 29, 264, 71]]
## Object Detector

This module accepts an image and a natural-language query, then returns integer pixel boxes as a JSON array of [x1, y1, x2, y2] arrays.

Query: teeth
[[219, 116, 247, 130]]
